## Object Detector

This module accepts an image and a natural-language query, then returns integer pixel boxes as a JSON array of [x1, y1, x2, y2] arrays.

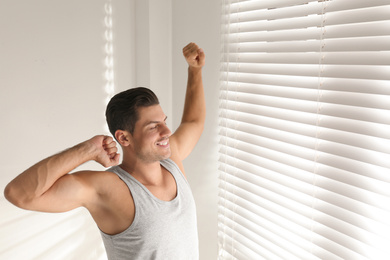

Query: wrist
[[74, 139, 100, 162], [188, 66, 203, 73]]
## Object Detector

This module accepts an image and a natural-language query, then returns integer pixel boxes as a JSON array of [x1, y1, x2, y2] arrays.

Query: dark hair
[[105, 87, 159, 137]]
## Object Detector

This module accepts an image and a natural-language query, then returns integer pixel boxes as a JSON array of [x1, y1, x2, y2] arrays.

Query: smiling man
[[4, 42, 205, 259]]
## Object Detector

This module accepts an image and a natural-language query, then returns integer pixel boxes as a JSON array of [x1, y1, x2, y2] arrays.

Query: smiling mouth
[[156, 139, 169, 146]]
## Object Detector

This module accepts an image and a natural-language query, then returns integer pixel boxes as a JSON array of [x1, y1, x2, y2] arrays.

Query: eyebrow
[[143, 116, 168, 127]]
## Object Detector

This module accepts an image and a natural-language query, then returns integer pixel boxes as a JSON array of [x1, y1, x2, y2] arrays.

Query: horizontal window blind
[[218, 1, 390, 259]]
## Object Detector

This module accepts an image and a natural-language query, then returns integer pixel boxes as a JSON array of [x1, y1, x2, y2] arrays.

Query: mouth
[[156, 138, 169, 147]]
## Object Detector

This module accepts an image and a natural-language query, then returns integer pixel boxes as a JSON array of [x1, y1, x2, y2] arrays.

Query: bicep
[[25, 172, 96, 213], [170, 121, 204, 161]]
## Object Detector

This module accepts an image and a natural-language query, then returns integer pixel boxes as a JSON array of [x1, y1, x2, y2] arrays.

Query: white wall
[[135, 0, 173, 129], [0, 0, 220, 259]]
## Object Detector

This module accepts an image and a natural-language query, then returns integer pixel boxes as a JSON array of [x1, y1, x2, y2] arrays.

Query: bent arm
[[4, 135, 119, 211], [171, 43, 206, 160]]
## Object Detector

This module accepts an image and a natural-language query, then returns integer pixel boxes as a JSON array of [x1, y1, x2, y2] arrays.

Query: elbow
[[4, 183, 32, 209], [4, 183, 20, 206]]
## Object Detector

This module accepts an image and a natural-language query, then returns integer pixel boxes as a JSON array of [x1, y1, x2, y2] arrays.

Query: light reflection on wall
[[104, 0, 114, 133]]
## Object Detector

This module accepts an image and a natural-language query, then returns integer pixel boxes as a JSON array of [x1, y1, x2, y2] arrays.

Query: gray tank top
[[100, 159, 199, 260]]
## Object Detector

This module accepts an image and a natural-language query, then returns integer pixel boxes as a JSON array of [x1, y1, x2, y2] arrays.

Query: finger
[[111, 153, 121, 164], [106, 146, 118, 155], [183, 42, 196, 52], [103, 138, 118, 149], [107, 151, 118, 159], [104, 140, 117, 149], [103, 136, 114, 145], [186, 45, 199, 56], [104, 152, 120, 167], [183, 43, 199, 56], [197, 48, 206, 62], [184, 50, 199, 62], [109, 153, 119, 160]]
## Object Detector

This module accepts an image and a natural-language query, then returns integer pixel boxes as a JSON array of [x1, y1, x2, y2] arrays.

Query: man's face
[[130, 105, 172, 163]]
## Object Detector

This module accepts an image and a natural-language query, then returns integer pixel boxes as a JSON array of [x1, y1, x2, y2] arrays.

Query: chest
[[142, 171, 178, 201]]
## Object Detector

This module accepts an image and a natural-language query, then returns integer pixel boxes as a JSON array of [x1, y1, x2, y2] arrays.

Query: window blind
[[218, 1, 390, 259]]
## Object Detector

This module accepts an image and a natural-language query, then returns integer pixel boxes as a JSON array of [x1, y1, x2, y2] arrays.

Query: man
[[4, 42, 206, 259]]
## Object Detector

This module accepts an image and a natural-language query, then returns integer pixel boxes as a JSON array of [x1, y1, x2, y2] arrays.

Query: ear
[[115, 130, 131, 147]]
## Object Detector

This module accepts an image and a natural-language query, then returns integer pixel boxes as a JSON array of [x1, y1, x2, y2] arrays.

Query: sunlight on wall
[[104, 0, 115, 133]]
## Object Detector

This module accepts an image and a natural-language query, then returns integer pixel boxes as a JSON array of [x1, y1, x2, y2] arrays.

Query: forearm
[[5, 140, 96, 205], [182, 67, 206, 125]]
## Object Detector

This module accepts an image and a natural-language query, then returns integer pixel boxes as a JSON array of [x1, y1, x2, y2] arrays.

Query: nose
[[160, 123, 172, 137]]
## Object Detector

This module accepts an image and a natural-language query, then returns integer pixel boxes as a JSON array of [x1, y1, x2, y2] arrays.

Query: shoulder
[[73, 170, 131, 209], [72, 170, 118, 183], [73, 170, 136, 235], [71, 170, 123, 196]]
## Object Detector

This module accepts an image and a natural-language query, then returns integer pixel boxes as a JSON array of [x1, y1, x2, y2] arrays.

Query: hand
[[87, 135, 120, 167], [183, 42, 205, 69]]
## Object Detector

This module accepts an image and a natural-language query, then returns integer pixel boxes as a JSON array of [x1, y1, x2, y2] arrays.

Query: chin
[[146, 151, 171, 163], [160, 151, 172, 161]]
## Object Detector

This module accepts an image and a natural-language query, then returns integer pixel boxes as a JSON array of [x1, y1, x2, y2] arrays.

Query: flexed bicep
[[8, 171, 97, 213]]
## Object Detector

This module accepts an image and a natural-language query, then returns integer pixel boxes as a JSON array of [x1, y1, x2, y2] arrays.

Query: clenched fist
[[87, 135, 120, 167], [183, 42, 205, 69]]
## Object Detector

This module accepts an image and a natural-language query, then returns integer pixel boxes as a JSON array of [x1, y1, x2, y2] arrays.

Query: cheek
[[144, 132, 159, 145], [134, 130, 160, 148]]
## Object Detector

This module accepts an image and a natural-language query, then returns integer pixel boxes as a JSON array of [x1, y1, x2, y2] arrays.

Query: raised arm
[[170, 42, 206, 161], [4, 135, 119, 212]]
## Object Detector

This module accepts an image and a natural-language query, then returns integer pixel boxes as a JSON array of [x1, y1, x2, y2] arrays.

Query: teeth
[[157, 141, 168, 146]]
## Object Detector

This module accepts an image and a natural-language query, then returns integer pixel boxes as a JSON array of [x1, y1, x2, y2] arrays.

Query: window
[[218, 1, 390, 259]]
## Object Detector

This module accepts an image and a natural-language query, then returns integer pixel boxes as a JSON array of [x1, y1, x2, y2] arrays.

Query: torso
[[87, 164, 179, 235]]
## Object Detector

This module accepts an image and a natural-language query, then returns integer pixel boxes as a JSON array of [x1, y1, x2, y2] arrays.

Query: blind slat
[[226, 36, 390, 52], [224, 51, 390, 66], [221, 73, 390, 95], [223, 63, 390, 81], [228, 0, 319, 13]]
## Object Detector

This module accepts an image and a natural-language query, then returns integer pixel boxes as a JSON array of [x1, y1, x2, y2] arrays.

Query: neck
[[120, 152, 163, 185]]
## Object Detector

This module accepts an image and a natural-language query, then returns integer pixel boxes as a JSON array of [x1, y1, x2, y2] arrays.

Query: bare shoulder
[[74, 170, 135, 235], [72, 170, 126, 197], [73, 170, 119, 183]]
